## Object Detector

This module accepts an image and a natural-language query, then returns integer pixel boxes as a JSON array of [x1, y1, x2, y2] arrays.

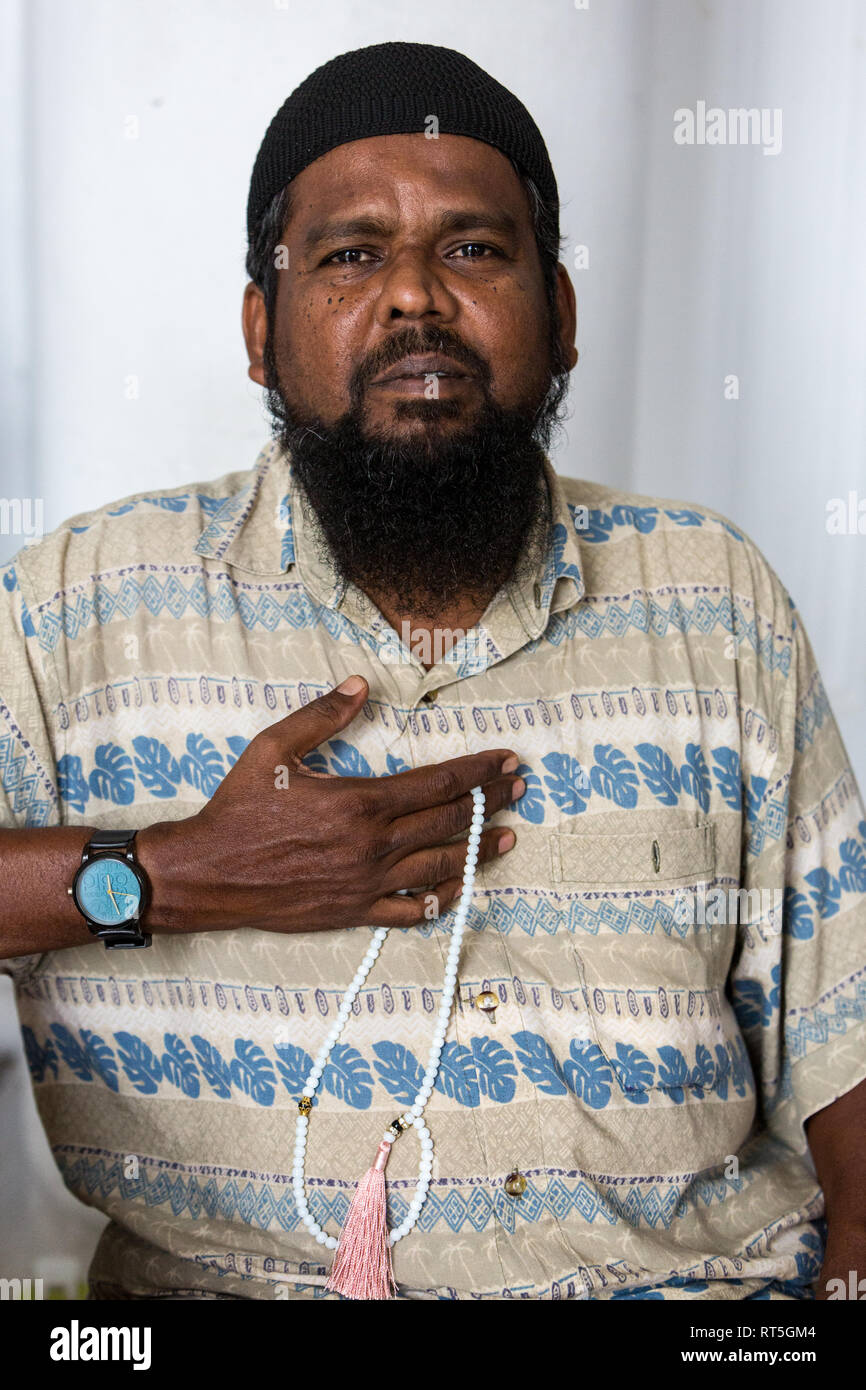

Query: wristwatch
[[69, 829, 152, 949]]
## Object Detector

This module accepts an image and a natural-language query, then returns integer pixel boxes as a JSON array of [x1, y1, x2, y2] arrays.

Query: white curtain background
[[1, 0, 864, 1287]]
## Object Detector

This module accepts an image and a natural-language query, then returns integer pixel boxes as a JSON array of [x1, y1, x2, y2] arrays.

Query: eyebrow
[[301, 208, 521, 255]]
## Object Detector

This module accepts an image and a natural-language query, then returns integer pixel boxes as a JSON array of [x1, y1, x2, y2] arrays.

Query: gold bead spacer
[[298, 1096, 313, 1115]]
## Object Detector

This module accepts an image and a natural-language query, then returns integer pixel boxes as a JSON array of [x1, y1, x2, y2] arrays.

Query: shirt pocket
[[551, 820, 746, 1101]]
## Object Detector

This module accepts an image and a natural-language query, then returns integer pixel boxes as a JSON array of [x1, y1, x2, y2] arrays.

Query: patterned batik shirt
[[1, 437, 865, 1301]]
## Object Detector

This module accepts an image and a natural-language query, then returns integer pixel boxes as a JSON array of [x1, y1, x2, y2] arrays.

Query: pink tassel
[[325, 1140, 397, 1300]]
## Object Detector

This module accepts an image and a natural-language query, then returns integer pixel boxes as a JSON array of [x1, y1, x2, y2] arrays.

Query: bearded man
[[1, 42, 864, 1302]]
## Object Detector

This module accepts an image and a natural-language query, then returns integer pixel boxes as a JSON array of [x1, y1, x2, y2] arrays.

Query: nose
[[373, 246, 460, 328]]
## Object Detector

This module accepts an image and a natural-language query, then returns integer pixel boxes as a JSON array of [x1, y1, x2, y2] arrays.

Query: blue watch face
[[76, 857, 142, 926]]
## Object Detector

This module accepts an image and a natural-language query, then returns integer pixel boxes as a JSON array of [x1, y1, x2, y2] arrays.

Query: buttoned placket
[[204, 442, 591, 1292]]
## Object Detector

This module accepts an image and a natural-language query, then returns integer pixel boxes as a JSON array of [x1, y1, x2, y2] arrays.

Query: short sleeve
[[729, 592, 866, 1153], [0, 551, 62, 977]]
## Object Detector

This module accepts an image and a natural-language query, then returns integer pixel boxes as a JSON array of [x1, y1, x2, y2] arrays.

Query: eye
[[323, 248, 376, 265], [449, 242, 500, 259]]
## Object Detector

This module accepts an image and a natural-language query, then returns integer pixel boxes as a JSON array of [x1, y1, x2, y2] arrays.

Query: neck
[[367, 589, 495, 672]]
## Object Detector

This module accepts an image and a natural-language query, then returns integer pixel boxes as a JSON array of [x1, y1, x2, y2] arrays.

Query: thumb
[[276, 674, 369, 761]]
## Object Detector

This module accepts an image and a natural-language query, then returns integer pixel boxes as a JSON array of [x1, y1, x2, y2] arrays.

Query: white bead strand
[[292, 786, 486, 1252]]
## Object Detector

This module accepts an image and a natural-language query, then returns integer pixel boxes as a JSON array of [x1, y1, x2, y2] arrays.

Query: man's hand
[[137, 675, 523, 937]]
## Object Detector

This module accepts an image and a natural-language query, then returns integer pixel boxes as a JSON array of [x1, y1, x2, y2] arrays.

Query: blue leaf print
[[590, 744, 639, 809], [634, 743, 681, 807], [564, 1040, 612, 1109], [434, 1042, 480, 1107], [106, 502, 136, 516], [732, 979, 766, 1031], [132, 736, 181, 798], [839, 837, 866, 892], [113, 1031, 163, 1095], [803, 867, 841, 920], [225, 735, 250, 769], [300, 751, 329, 775], [230, 1039, 276, 1106], [551, 521, 581, 582], [196, 493, 230, 517], [2, 564, 17, 590], [385, 752, 412, 776], [81, 1029, 119, 1092], [656, 1046, 691, 1103], [680, 743, 711, 814], [21, 1026, 58, 1083], [274, 1042, 316, 1103], [689, 1044, 715, 1097], [191, 1035, 232, 1099], [793, 1231, 824, 1282], [728, 1037, 750, 1097], [50, 1023, 93, 1081], [20, 597, 35, 637], [713, 1044, 732, 1100], [541, 752, 591, 815], [611, 503, 659, 534], [372, 1041, 425, 1106], [664, 508, 703, 527], [509, 763, 545, 823], [57, 754, 90, 812], [581, 508, 614, 543], [328, 740, 373, 778], [745, 776, 768, 825], [322, 1042, 374, 1110], [161, 1033, 201, 1098], [469, 1036, 517, 1103], [783, 888, 813, 940], [610, 1042, 654, 1103], [143, 494, 188, 511], [511, 1031, 568, 1096], [710, 747, 741, 811], [89, 744, 135, 805], [179, 734, 225, 796]]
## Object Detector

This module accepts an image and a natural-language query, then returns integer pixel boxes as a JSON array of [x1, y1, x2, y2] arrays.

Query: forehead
[[284, 132, 532, 225]]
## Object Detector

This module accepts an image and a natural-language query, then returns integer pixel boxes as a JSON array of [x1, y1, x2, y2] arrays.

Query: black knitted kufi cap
[[246, 41, 558, 247]]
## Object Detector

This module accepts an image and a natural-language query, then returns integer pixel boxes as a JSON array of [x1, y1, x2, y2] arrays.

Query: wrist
[[136, 820, 196, 936]]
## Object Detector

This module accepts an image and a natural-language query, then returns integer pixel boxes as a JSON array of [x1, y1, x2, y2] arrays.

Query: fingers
[[376, 749, 519, 820], [364, 874, 471, 928], [267, 679, 370, 761], [379, 825, 515, 898], [382, 773, 525, 860]]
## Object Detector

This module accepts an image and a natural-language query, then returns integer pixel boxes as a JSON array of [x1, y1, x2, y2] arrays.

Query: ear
[[554, 264, 579, 370], [242, 282, 268, 387]]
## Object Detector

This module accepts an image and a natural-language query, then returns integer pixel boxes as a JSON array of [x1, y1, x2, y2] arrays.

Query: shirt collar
[[194, 438, 586, 637]]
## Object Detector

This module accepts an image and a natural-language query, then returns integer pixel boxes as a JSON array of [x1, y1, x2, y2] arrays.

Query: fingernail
[[336, 675, 364, 695], [501, 754, 519, 774], [498, 830, 516, 852], [512, 778, 526, 799]]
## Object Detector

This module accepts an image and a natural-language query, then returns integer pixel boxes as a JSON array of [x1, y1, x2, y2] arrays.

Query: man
[[1, 41, 864, 1301]]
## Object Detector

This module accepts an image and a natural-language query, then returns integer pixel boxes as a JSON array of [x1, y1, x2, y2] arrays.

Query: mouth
[[370, 353, 476, 387]]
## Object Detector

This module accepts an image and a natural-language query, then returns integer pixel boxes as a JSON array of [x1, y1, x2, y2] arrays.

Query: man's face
[[245, 132, 572, 439], [242, 131, 577, 620]]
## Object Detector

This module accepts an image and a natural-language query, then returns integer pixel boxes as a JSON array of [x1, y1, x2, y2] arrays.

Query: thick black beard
[[263, 321, 569, 620]]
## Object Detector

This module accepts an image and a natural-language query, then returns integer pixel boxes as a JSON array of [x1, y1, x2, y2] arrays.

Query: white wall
[[1, 0, 864, 1286]]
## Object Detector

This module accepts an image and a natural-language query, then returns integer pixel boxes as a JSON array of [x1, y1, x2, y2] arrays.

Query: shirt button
[[422, 689, 439, 704], [504, 1169, 527, 1197], [475, 990, 498, 1022], [533, 582, 542, 608]]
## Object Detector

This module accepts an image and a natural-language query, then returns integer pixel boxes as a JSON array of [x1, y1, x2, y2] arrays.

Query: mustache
[[348, 324, 492, 401]]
